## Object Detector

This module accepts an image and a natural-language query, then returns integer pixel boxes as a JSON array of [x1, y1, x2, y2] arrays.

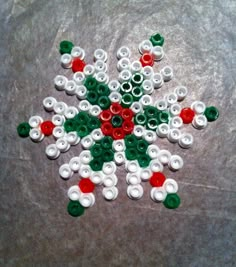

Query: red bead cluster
[[140, 53, 154, 67], [100, 103, 134, 140], [72, 58, 86, 73], [179, 107, 195, 124], [40, 121, 55, 136]]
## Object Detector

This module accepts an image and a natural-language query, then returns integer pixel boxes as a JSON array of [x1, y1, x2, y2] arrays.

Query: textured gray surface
[[0, 0, 236, 266]]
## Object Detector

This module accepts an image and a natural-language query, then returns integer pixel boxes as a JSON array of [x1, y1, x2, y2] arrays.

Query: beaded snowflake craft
[[17, 33, 219, 217]]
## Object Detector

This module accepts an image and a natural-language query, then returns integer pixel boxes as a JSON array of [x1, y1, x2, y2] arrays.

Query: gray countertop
[[0, 0, 236, 266]]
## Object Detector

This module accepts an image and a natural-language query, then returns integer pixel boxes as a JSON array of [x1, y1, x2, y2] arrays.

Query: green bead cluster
[[134, 106, 169, 131], [64, 111, 101, 138], [84, 77, 111, 110], [124, 134, 151, 168], [89, 136, 114, 171]]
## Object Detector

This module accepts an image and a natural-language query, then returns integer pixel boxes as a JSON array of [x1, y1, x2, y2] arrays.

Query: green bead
[[137, 139, 149, 153], [84, 77, 97, 91], [124, 134, 137, 148], [74, 112, 89, 125], [120, 82, 132, 95], [111, 115, 123, 128], [138, 154, 151, 168], [150, 33, 164, 47], [87, 91, 98, 105], [77, 125, 89, 137], [67, 200, 85, 217], [121, 93, 133, 108], [134, 113, 147, 125], [100, 136, 113, 150], [144, 106, 158, 118], [163, 194, 181, 209], [204, 106, 219, 122], [125, 148, 138, 160], [132, 86, 143, 101], [131, 73, 143, 86], [90, 158, 103, 171], [98, 96, 111, 110], [147, 118, 159, 130], [102, 149, 114, 162], [87, 116, 101, 131], [96, 83, 110, 96], [91, 143, 103, 158], [158, 111, 169, 124], [64, 119, 78, 133], [17, 122, 31, 138], [59, 40, 74, 54]]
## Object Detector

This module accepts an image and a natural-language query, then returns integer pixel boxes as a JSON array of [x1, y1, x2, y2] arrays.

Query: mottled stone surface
[[0, 0, 236, 266]]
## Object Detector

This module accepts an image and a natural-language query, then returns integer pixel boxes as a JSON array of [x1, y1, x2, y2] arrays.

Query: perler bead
[[17, 33, 219, 217]]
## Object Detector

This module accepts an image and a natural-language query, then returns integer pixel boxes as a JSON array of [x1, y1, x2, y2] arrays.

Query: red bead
[[100, 110, 112, 122], [150, 172, 166, 187], [112, 127, 125, 140], [72, 58, 86, 73], [122, 120, 134, 134], [78, 178, 95, 193], [40, 121, 55, 136], [140, 53, 154, 67], [101, 122, 113, 136], [110, 103, 122, 115], [121, 108, 133, 121], [180, 107, 195, 124]]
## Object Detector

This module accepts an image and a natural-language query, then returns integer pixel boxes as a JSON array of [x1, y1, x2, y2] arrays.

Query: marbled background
[[0, 0, 235, 266]]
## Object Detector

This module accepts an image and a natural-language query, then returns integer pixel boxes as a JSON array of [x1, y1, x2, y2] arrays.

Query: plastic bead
[[112, 128, 125, 140], [180, 107, 195, 124], [29, 128, 44, 142], [175, 86, 188, 101], [117, 57, 131, 72], [59, 40, 74, 54], [109, 92, 122, 103], [102, 187, 119, 201], [76, 85, 87, 100], [163, 193, 181, 209], [73, 72, 85, 85], [64, 106, 78, 119], [134, 113, 147, 126], [94, 49, 108, 62], [95, 60, 107, 73], [133, 125, 145, 138], [45, 144, 60, 159], [138, 40, 153, 54], [140, 94, 153, 106], [147, 144, 160, 159], [66, 132, 80, 145], [84, 77, 97, 90], [122, 120, 134, 135], [125, 160, 140, 173], [125, 147, 138, 160], [131, 73, 143, 86], [150, 187, 167, 202], [43, 97, 57, 111], [119, 69, 132, 83], [140, 168, 153, 181], [80, 150, 92, 165], [79, 178, 95, 193], [103, 174, 118, 187], [98, 96, 111, 110], [59, 163, 73, 179], [161, 66, 173, 82], [53, 126, 65, 139], [121, 108, 133, 121], [84, 64, 95, 77], [127, 184, 144, 200], [178, 133, 194, 149], [89, 105, 101, 117], [165, 93, 178, 106], [65, 80, 77, 95], [108, 80, 120, 91], [138, 154, 151, 168], [90, 171, 104, 185], [40, 121, 55, 136], [140, 53, 154, 67], [150, 172, 166, 187], [152, 73, 164, 89], [168, 155, 184, 171], [157, 150, 171, 165], [69, 157, 81, 172], [112, 139, 125, 152], [79, 164, 92, 178], [144, 130, 157, 144], [169, 103, 181, 117], [156, 123, 170, 138], [95, 71, 109, 84], [91, 128, 104, 141], [130, 102, 142, 114], [126, 173, 141, 185], [114, 151, 126, 165], [29, 116, 43, 128], [130, 60, 142, 73], [101, 122, 113, 136], [68, 185, 81, 201], [155, 99, 168, 111], [142, 66, 153, 80], [117, 46, 131, 59], [169, 116, 183, 129], [97, 84, 110, 97], [78, 100, 91, 112], [112, 115, 123, 128], [81, 135, 94, 149], [103, 149, 114, 162], [67, 200, 84, 217], [191, 101, 206, 114], [72, 58, 86, 73], [101, 136, 113, 149], [150, 33, 164, 47], [56, 137, 70, 152], [158, 111, 169, 124], [121, 94, 133, 108], [102, 162, 117, 175], [204, 106, 219, 122], [71, 46, 85, 60], [100, 110, 112, 122], [167, 128, 181, 143], [192, 114, 207, 129], [152, 46, 164, 61], [60, 53, 73, 69], [150, 159, 163, 172], [163, 179, 178, 194], [120, 82, 132, 95], [144, 106, 158, 118], [53, 102, 68, 115], [79, 193, 95, 208], [54, 75, 68, 91], [132, 87, 143, 101], [87, 91, 98, 105]]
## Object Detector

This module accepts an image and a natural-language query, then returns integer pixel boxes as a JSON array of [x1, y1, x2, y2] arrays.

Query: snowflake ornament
[[17, 33, 219, 217]]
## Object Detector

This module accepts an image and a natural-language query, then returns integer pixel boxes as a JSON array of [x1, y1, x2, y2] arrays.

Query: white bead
[[117, 46, 131, 59], [94, 49, 107, 62], [167, 128, 182, 143], [169, 103, 181, 116], [191, 101, 206, 114], [79, 164, 92, 178], [102, 162, 117, 175], [29, 128, 44, 142], [53, 126, 65, 139], [157, 149, 172, 165], [103, 174, 118, 187], [108, 80, 120, 91], [142, 80, 154, 94], [150, 187, 167, 202], [102, 187, 118, 201], [76, 85, 87, 100], [66, 132, 80, 145], [65, 80, 77, 95], [43, 97, 57, 111], [168, 155, 184, 171], [140, 94, 153, 107], [64, 106, 78, 119], [118, 69, 132, 83], [94, 60, 107, 73], [150, 159, 164, 172], [169, 116, 183, 129], [69, 157, 81, 172], [91, 128, 104, 141], [126, 173, 141, 185], [80, 150, 92, 165], [95, 71, 109, 84], [138, 40, 153, 54], [83, 64, 95, 77], [81, 135, 94, 149], [109, 92, 122, 103], [163, 178, 178, 193], [161, 66, 173, 82], [29, 115, 43, 128], [53, 102, 68, 115], [156, 123, 170, 138], [133, 125, 145, 138], [130, 60, 142, 73], [59, 163, 73, 179], [114, 152, 125, 165], [152, 46, 164, 61], [147, 144, 160, 159], [90, 171, 104, 185], [140, 168, 153, 181], [52, 114, 65, 126], [152, 73, 164, 89], [192, 114, 207, 129], [54, 75, 67, 91], [127, 184, 143, 200], [142, 66, 153, 80], [179, 133, 194, 148], [60, 53, 72, 68], [78, 100, 91, 112], [125, 160, 140, 173], [71, 46, 85, 59], [67, 185, 81, 201], [73, 72, 85, 85], [165, 93, 178, 106], [89, 105, 101, 117], [130, 102, 143, 114], [56, 137, 70, 152], [174, 86, 188, 101], [45, 144, 60, 159], [79, 193, 95, 208], [155, 99, 168, 111], [117, 57, 131, 72], [112, 139, 125, 152], [144, 130, 157, 144]]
